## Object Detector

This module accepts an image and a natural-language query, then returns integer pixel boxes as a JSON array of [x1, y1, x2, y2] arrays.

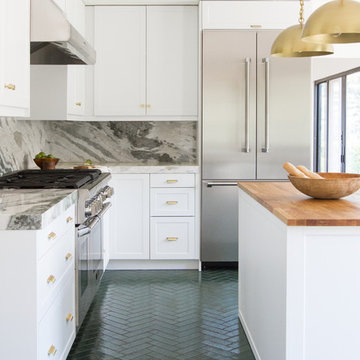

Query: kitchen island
[[237, 182, 360, 360]]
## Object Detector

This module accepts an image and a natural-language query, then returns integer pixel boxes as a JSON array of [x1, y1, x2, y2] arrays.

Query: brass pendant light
[[302, 0, 360, 44], [271, 0, 334, 57]]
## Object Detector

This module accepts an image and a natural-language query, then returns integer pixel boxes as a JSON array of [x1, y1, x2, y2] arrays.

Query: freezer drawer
[[201, 181, 238, 262]]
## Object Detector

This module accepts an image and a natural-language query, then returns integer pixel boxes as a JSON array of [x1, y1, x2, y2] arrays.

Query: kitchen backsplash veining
[[0, 119, 197, 176]]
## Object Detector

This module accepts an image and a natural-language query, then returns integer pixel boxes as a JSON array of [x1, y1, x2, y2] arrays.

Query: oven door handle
[[87, 216, 101, 230], [97, 202, 112, 218]]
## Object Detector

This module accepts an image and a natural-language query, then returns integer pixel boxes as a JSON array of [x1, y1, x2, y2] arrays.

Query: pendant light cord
[[298, 0, 305, 25]]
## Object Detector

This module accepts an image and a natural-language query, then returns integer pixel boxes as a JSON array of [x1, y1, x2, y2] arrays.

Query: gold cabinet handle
[[47, 275, 56, 284], [140, 104, 145, 108], [166, 237, 178, 241], [66, 216, 73, 223], [48, 232, 56, 240], [4, 83, 15, 90], [75, 102, 82, 106], [166, 180, 178, 183], [66, 313, 74, 322], [65, 253, 73, 261], [147, 104, 151, 108], [48, 345, 57, 356], [166, 201, 178, 205]]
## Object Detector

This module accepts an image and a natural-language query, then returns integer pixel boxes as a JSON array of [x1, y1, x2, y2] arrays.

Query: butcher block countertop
[[238, 181, 360, 226]]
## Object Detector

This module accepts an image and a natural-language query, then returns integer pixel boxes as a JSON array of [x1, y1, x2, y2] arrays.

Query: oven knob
[[102, 186, 114, 199]]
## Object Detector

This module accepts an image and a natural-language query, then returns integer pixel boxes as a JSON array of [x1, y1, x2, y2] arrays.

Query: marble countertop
[[57, 162, 200, 174], [0, 189, 77, 231]]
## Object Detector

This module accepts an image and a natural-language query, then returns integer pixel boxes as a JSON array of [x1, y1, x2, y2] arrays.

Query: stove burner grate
[[0, 169, 102, 189]]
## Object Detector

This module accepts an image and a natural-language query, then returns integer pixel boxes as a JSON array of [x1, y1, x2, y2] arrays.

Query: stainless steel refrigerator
[[201, 30, 312, 262]]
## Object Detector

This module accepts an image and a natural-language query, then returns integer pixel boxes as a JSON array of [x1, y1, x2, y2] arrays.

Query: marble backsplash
[[0, 118, 47, 176], [0, 119, 197, 176]]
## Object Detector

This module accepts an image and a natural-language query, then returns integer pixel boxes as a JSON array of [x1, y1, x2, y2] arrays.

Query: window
[[315, 67, 360, 173]]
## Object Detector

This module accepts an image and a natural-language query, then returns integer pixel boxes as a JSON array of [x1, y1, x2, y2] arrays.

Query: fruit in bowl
[[34, 152, 59, 170]]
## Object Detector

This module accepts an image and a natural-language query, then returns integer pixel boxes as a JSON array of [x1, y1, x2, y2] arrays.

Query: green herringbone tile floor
[[67, 270, 255, 360]]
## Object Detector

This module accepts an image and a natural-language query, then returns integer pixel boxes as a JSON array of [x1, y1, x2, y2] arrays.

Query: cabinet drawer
[[150, 217, 195, 259], [151, 188, 195, 216], [150, 174, 195, 188], [38, 204, 75, 260], [38, 228, 75, 317], [38, 270, 75, 360]]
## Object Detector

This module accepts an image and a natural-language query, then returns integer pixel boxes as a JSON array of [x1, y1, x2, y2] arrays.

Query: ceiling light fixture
[[302, 0, 360, 44], [271, 0, 334, 57]]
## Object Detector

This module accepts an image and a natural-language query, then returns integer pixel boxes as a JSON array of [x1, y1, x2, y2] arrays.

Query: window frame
[[314, 66, 360, 173]]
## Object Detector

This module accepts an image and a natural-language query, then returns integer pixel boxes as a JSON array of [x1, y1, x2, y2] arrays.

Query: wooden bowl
[[34, 158, 59, 170], [288, 173, 360, 199]]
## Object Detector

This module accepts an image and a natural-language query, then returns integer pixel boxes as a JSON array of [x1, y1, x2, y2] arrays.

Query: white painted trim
[[107, 259, 200, 270], [238, 310, 262, 360], [84, 0, 199, 5], [76, 115, 199, 121]]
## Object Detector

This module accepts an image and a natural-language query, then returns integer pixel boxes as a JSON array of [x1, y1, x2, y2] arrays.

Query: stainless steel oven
[[76, 201, 112, 330]]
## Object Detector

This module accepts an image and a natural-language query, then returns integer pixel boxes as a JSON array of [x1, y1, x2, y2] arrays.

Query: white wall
[[312, 58, 360, 82]]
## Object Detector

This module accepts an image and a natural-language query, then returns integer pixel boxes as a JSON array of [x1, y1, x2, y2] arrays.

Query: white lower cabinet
[[109, 172, 199, 265], [150, 217, 195, 259], [0, 205, 76, 360], [38, 269, 75, 360], [150, 188, 195, 216], [109, 174, 150, 259]]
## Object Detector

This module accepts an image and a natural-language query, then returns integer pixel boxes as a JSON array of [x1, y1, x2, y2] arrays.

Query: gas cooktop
[[0, 169, 102, 189]]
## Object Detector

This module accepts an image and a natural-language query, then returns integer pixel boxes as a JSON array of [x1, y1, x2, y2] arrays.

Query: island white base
[[238, 189, 360, 360]]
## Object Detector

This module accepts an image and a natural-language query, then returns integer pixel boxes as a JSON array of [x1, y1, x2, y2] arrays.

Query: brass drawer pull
[[4, 83, 15, 90], [65, 253, 72, 261], [166, 237, 178, 241], [47, 275, 56, 284], [166, 201, 178, 205], [48, 232, 56, 240], [48, 345, 57, 356], [140, 104, 145, 108], [66, 216, 73, 223], [166, 180, 178, 183], [147, 104, 151, 108], [66, 313, 74, 322], [75, 102, 82, 106]]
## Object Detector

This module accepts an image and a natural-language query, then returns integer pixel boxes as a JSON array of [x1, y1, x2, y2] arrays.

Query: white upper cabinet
[[28, 65, 85, 120], [66, 0, 86, 37], [52, 0, 66, 12], [0, 0, 30, 117], [93, 5, 198, 120], [201, 1, 310, 30], [67, 65, 86, 116], [147, 6, 198, 117], [94, 6, 146, 116]]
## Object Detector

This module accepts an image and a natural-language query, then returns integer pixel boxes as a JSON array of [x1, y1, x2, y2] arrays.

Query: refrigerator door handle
[[262, 57, 270, 153], [243, 57, 251, 153], [206, 182, 238, 187]]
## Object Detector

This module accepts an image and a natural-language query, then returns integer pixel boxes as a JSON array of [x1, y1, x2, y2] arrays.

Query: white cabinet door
[[147, 6, 198, 117], [150, 217, 196, 260], [109, 174, 150, 260], [94, 6, 146, 116], [150, 188, 195, 217], [0, 0, 30, 117], [201, 1, 310, 30], [67, 66, 85, 116]]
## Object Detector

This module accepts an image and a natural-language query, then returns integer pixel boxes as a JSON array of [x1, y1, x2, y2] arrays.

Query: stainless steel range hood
[[30, 0, 96, 65]]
